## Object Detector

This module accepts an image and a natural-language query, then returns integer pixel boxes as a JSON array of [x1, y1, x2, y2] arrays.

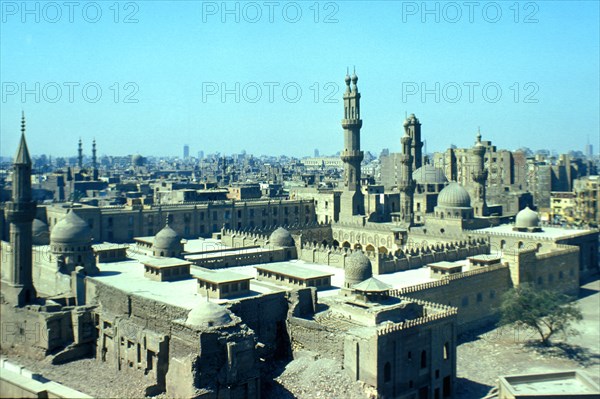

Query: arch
[[321, 240, 328, 246], [342, 241, 351, 248], [354, 243, 362, 250], [332, 240, 340, 247], [365, 244, 375, 252], [443, 342, 449, 360], [500, 240, 506, 250], [518, 241, 524, 249], [378, 246, 388, 254]]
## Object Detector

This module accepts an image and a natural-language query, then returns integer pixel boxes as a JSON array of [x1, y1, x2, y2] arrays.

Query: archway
[[365, 244, 375, 252], [342, 241, 351, 248], [354, 243, 362, 250], [378, 246, 388, 254]]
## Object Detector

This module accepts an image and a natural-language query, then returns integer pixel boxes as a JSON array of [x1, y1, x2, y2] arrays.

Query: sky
[[1, 0, 599, 158]]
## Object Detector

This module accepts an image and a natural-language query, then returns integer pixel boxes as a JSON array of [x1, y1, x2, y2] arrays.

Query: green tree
[[500, 285, 583, 346]]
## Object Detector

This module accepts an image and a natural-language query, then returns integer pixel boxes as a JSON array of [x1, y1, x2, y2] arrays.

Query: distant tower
[[77, 138, 83, 169], [183, 144, 190, 160], [471, 131, 488, 216], [314, 148, 320, 157], [340, 69, 365, 219], [92, 139, 98, 180], [403, 113, 423, 171], [398, 130, 416, 226], [2, 113, 37, 306]]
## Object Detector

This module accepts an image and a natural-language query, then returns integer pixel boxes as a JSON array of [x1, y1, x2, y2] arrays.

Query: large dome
[[51, 211, 92, 244], [153, 224, 181, 250], [413, 165, 448, 185], [345, 250, 373, 286], [270, 227, 294, 247], [515, 207, 540, 229], [32, 218, 50, 245], [186, 301, 233, 328], [437, 183, 471, 208]]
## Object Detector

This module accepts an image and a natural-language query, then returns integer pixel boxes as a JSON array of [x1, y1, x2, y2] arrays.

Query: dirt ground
[[456, 277, 600, 398]]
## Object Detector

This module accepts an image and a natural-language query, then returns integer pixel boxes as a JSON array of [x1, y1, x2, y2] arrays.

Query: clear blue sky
[[1, 1, 598, 158]]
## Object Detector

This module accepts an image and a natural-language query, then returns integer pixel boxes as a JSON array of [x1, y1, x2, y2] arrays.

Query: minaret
[[471, 130, 488, 216], [340, 68, 365, 220], [399, 130, 416, 226], [2, 113, 37, 306], [403, 113, 423, 171], [77, 138, 83, 169], [92, 138, 98, 180]]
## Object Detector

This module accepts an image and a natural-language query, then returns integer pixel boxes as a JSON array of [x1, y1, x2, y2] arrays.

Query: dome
[[412, 165, 448, 185], [270, 227, 294, 247], [153, 224, 181, 250], [345, 250, 373, 286], [437, 183, 471, 208], [32, 219, 50, 245], [51, 211, 92, 244], [131, 154, 145, 166], [515, 207, 540, 229], [186, 301, 233, 328]]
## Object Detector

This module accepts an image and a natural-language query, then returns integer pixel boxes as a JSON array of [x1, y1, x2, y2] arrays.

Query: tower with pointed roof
[[403, 113, 423, 171], [399, 129, 416, 226], [92, 138, 98, 180], [340, 69, 365, 220], [471, 130, 488, 216], [77, 138, 83, 169], [2, 113, 37, 306]]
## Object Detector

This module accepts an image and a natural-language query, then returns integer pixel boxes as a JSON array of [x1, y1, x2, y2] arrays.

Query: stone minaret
[[92, 138, 98, 180], [2, 113, 37, 306], [403, 113, 423, 171], [399, 130, 416, 226], [77, 138, 83, 169], [471, 131, 488, 216], [340, 69, 365, 220]]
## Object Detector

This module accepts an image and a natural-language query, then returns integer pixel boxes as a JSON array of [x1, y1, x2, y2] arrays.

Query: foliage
[[500, 284, 583, 346]]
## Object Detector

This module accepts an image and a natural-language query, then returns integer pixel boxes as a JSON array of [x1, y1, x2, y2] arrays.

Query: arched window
[[443, 343, 450, 360], [421, 350, 427, 368], [384, 362, 391, 382]]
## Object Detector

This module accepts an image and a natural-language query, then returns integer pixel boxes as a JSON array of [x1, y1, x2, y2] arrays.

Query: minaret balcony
[[340, 150, 364, 163], [341, 119, 363, 129]]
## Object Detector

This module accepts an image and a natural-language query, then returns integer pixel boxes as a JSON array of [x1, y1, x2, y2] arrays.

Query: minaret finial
[[21, 111, 26, 134]]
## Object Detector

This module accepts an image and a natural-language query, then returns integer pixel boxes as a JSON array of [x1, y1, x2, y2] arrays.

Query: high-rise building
[[183, 144, 190, 160]]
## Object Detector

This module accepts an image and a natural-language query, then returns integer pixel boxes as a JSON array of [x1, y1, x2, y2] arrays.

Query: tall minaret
[[471, 130, 488, 216], [399, 129, 416, 226], [77, 138, 83, 169], [92, 138, 98, 180], [340, 69, 365, 220], [403, 113, 423, 171], [2, 113, 37, 306]]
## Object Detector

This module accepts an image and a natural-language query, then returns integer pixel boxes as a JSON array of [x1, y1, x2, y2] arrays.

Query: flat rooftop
[[194, 269, 252, 284], [477, 224, 595, 240], [142, 257, 192, 268], [255, 264, 334, 279], [502, 371, 600, 395], [185, 246, 270, 261]]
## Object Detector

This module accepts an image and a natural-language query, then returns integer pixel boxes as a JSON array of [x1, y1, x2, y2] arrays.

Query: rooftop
[[142, 257, 192, 269], [476, 224, 596, 240], [194, 269, 253, 284], [255, 264, 334, 280]]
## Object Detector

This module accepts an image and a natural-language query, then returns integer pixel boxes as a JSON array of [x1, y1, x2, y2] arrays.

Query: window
[[537, 276, 543, 285], [461, 296, 469, 306], [476, 293, 483, 302], [384, 362, 391, 382], [443, 342, 449, 360], [420, 350, 427, 368]]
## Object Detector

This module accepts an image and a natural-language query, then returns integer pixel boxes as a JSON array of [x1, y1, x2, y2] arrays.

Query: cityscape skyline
[[1, 1, 599, 158]]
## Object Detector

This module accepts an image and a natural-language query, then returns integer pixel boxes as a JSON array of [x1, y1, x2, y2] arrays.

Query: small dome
[[345, 251, 373, 286], [438, 183, 471, 208], [51, 211, 92, 244], [186, 301, 233, 328], [153, 224, 181, 250], [32, 219, 50, 245], [131, 154, 145, 166], [351, 72, 358, 84], [515, 207, 540, 229], [344, 74, 351, 85], [270, 227, 294, 247], [413, 165, 448, 185]]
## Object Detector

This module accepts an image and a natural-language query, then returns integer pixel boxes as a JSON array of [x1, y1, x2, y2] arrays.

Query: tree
[[500, 285, 583, 346]]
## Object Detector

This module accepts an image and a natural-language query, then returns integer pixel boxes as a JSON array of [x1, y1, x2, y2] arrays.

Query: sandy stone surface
[[456, 278, 600, 398]]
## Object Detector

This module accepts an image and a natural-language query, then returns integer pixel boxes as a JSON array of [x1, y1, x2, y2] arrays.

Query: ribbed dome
[[438, 183, 471, 208], [51, 211, 92, 244], [413, 165, 448, 184], [186, 301, 233, 328], [32, 219, 50, 245], [153, 224, 181, 250], [515, 207, 539, 228], [345, 251, 373, 286], [270, 227, 294, 247]]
